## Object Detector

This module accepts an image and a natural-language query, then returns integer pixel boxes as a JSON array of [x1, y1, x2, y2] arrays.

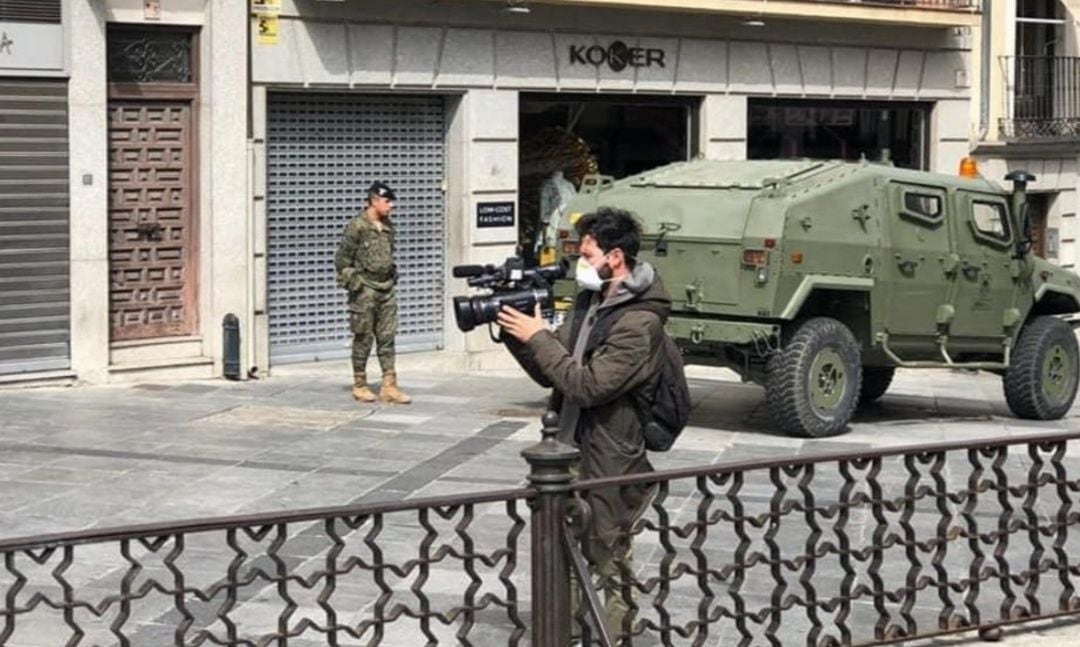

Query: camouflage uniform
[[335, 214, 398, 376]]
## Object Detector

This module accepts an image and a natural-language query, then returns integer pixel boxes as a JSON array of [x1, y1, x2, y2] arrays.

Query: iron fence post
[[522, 410, 580, 647]]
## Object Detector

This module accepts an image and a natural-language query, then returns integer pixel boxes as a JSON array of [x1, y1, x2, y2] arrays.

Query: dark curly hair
[[574, 207, 642, 266]]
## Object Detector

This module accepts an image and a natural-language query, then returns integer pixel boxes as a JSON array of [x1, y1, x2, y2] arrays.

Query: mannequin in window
[[536, 170, 577, 262]]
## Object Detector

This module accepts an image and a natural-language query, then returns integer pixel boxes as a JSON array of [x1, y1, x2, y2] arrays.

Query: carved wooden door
[[108, 101, 195, 340]]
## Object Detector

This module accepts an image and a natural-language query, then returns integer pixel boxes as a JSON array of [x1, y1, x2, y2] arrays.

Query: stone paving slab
[[2, 362, 1080, 645]]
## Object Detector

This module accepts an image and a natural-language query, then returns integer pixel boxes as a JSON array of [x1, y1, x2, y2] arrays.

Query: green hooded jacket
[[508, 262, 672, 546]]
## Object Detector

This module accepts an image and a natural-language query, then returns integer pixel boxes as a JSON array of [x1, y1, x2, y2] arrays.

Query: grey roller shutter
[[0, 79, 70, 375], [267, 93, 445, 364], [0, 1, 62, 23]]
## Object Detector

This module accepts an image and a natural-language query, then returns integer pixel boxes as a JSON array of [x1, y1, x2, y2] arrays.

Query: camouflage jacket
[[334, 213, 397, 292]]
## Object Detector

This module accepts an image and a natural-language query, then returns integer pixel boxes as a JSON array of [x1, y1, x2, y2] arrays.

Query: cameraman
[[497, 207, 671, 636]]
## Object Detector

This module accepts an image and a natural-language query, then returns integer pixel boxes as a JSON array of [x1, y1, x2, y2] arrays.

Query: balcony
[[1000, 56, 1080, 140], [531, 0, 980, 28], [804, 0, 976, 7]]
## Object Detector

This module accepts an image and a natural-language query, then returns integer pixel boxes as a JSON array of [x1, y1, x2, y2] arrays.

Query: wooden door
[[108, 101, 196, 340]]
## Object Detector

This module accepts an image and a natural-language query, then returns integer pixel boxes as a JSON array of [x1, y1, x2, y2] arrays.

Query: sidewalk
[[919, 616, 1080, 646], [3, 357, 1067, 539], [1, 358, 1079, 645]]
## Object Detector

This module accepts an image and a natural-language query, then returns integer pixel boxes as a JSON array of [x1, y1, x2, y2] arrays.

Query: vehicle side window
[[903, 193, 943, 220], [972, 201, 1009, 241], [895, 184, 947, 226]]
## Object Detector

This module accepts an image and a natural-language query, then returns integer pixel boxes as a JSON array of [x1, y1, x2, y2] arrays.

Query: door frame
[[106, 27, 200, 341]]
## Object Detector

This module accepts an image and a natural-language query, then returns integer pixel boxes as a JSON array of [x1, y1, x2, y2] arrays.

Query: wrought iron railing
[[0, 491, 531, 646], [1001, 56, 1080, 139], [1, 415, 1079, 646], [567, 429, 1080, 646]]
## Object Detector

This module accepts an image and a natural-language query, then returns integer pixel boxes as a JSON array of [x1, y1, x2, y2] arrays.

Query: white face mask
[[575, 256, 609, 292]]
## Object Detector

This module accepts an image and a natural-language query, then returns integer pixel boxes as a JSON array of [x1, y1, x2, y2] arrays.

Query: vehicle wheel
[[1004, 316, 1079, 420], [766, 317, 862, 437], [860, 367, 896, 404]]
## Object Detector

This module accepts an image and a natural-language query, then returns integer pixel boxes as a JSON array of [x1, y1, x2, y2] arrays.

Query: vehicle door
[[883, 182, 953, 337], [949, 191, 1018, 342]]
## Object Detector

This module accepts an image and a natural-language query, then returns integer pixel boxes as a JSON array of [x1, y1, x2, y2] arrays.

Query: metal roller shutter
[[0, 0, 62, 23], [0, 79, 70, 375], [267, 93, 445, 364]]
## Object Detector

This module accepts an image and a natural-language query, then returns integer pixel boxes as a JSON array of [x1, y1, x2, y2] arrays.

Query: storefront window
[[518, 94, 695, 263], [748, 99, 930, 170]]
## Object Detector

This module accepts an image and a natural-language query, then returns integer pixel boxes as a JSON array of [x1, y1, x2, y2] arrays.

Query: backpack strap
[[583, 301, 661, 356], [566, 290, 594, 350]]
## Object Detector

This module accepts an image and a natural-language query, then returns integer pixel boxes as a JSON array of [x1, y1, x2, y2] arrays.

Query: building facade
[[249, 0, 980, 375], [4, 0, 984, 385], [975, 0, 1080, 270], [6, 0, 250, 386]]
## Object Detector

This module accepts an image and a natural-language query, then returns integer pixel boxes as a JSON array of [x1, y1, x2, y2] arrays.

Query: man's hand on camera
[[497, 305, 546, 343]]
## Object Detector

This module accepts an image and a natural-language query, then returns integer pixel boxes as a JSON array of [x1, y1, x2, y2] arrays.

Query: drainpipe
[[979, 0, 992, 140]]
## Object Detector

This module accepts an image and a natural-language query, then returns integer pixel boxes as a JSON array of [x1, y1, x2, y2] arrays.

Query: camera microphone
[[451, 265, 486, 278]]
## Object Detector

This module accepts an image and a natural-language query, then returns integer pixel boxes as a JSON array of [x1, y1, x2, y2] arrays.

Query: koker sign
[[569, 41, 666, 72]]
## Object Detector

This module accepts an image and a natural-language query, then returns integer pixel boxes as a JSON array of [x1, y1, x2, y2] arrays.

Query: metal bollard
[[521, 410, 580, 647], [222, 314, 241, 380]]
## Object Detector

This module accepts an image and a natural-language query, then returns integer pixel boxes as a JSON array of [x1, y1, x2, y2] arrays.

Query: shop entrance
[[1027, 192, 1054, 259], [518, 94, 695, 264], [748, 99, 931, 170], [265, 93, 446, 364], [0, 79, 70, 374]]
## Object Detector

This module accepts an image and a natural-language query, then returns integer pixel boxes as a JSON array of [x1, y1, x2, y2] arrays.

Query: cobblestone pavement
[[1, 361, 1078, 645]]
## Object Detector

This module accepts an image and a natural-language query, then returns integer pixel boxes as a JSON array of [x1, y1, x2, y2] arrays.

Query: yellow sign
[[257, 15, 279, 45], [251, 0, 281, 14]]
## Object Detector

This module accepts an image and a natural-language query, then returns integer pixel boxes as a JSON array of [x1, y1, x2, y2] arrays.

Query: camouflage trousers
[[567, 464, 652, 643], [348, 286, 397, 375], [570, 535, 636, 641]]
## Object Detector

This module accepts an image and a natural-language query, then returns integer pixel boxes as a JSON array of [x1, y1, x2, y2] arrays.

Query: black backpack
[[638, 333, 691, 451], [572, 293, 691, 452]]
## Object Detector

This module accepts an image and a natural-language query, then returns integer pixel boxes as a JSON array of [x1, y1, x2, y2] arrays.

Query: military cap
[[368, 181, 397, 201]]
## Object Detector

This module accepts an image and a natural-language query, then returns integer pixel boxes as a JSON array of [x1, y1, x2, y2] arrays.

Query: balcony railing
[[1001, 56, 1080, 140]]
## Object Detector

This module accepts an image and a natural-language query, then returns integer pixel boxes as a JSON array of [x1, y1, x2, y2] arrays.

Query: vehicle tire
[[766, 317, 862, 437], [860, 367, 896, 404], [1004, 316, 1079, 420]]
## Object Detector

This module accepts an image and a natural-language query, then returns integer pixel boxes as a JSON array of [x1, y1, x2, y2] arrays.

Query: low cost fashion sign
[[477, 202, 515, 228]]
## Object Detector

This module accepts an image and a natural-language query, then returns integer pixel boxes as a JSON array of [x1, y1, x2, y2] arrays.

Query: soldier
[[334, 182, 411, 404]]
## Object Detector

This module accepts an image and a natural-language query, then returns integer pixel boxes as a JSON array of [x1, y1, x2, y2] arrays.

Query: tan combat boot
[[352, 373, 377, 402], [378, 372, 412, 404]]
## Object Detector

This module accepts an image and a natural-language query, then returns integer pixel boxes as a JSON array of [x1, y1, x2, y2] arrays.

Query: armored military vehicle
[[556, 159, 1080, 437]]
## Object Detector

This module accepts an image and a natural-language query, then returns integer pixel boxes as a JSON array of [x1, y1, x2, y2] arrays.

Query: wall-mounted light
[[503, 0, 531, 13], [742, 0, 766, 27]]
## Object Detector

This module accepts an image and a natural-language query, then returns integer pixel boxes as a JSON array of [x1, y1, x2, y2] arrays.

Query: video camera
[[452, 257, 567, 335]]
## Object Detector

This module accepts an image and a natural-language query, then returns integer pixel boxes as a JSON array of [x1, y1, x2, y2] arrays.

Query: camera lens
[[477, 296, 502, 328], [454, 294, 506, 332], [453, 296, 479, 332]]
